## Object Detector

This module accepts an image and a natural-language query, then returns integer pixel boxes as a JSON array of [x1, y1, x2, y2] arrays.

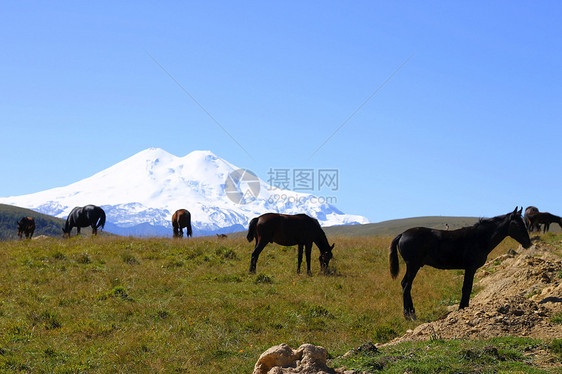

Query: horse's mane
[[474, 214, 509, 228]]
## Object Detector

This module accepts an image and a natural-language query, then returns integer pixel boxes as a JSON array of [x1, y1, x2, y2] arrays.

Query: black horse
[[172, 209, 192, 238], [63, 205, 106, 237], [389, 207, 531, 320], [528, 212, 562, 233], [247, 213, 334, 275], [17, 217, 35, 239]]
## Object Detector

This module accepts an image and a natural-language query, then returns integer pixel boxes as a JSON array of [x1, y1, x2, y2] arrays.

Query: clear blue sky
[[1, 1, 560, 223]]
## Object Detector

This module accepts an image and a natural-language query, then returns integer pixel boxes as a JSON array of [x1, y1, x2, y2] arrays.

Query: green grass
[[0, 235, 554, 373], [331, 337, 554, 373]]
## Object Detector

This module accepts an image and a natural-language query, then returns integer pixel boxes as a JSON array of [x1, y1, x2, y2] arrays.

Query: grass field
[[0, 234, 537, 372]]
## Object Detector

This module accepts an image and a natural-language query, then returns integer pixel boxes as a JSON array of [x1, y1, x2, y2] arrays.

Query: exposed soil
[[380, 237, 562, 368]]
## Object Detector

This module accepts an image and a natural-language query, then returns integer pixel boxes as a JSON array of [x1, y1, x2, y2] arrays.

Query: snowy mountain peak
[[0, 148, 369, 236]]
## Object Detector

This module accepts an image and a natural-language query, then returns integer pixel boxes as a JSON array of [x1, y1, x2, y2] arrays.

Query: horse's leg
[[92, 225, 97, 236], [459, 268, 476, 309], [297, 244, 304, 274], [305, 243, 313, 276], [76, 227, 81, 236], [179, 227, 184, 238], [401, 264, 420, 320], [249, 240, 267, 274]]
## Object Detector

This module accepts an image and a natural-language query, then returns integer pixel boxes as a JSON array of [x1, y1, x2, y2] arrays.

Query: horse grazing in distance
[[63, 205, 106, 237], [172, 209, 192, 238], [528, 212, 562, 233], [247, 213, 334, 275], [17, 217, 35, 239], [216, 234, 228, 239], [524, 206, 540, 232], [389, 207, 531, 321]]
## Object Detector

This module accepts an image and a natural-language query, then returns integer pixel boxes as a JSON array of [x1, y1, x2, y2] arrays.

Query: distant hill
[[0, 204, 66, 240], [323, 216, 481, 237], [228, 216, 482, 240]]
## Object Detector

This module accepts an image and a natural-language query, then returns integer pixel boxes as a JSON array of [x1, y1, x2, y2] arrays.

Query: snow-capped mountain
[[0, 148, 369, 236]]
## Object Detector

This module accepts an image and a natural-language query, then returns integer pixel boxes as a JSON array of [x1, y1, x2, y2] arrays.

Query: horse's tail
[[247, 217, 258, 242], [389, 233, 402, 279], [97, 209, 106, 230]]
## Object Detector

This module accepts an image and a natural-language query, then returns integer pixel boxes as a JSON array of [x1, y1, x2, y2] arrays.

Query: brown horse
[[524, 206, 540, 232], [528, 212, 562, 233], [390, 208, 531, 320], [17, 217, 35, 239], [172, 209, 192, 238], [246, 213, 334, 275]]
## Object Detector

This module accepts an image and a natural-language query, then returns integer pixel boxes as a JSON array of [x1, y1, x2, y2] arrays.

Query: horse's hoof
[[404, 310, 417, 321]]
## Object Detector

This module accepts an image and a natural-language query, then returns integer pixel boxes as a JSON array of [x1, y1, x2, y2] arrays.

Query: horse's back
[[397, 227, 467, 269], [70, 205, 104, 227], [525, 206, 539, 217], [174, 209, 190, 223], [256, 213, 319, 246], [398, 227, 441, 251]]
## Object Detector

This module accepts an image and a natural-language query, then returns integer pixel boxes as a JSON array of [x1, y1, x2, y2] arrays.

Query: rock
[[253, 344, 298, 374], [253, 343, 337, 374]]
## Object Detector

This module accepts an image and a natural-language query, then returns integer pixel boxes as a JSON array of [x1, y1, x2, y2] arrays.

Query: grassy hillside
[[0, 234, 534, 373], [0, 204, 65, 240], [227, 216, 482, 241], [324, 216, 481, 237]]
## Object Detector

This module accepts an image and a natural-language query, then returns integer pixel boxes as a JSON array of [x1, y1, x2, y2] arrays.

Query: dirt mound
[[386, 239, 562, 344]]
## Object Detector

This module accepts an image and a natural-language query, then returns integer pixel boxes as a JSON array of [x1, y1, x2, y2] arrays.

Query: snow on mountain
[[0, 148, 369, 236]]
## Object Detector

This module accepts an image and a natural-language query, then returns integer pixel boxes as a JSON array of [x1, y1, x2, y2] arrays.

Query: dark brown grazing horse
[[528, 212, 562, 233], [172, 209, 192, 238], [390, 207, 531, 320], [17, 217, 35, 239], [524, 206, 540, 232], [216, 234, 228, 239], [247, 213, 334, 275], [63, 205, 106, 237]]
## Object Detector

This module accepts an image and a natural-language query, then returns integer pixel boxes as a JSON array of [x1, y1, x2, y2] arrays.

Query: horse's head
[[319, 243, 335, 273], [508, 207, 531, 249], [62, 227, 70, 238]]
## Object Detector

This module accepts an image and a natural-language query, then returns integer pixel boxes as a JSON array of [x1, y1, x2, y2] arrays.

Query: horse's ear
[[518, 207, 523, 215], [330, 243, 335, 250]]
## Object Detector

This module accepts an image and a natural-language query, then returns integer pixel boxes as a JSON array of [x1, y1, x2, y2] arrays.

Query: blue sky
[[1, 1, 560, 223]]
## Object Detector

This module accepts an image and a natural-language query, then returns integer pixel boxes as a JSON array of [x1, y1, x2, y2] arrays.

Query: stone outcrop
[[253, 343, 336, 374]]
